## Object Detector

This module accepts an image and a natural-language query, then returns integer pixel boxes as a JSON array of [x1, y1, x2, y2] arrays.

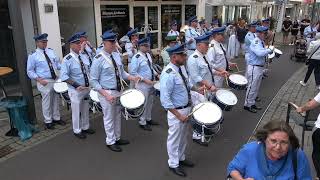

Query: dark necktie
[[43, 50, 57, 79], [83, 49, 92, 66], [146, 54, 154, 81], [203, 56, 215, 83], [178, 67, 191, 104], [78, 55, 89, 87], [219, 44, 229, 71], [110, 55, 121, 91]]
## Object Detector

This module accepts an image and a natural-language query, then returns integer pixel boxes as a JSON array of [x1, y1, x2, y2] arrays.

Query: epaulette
[[193, 55, 198, 58], [210, 44, 214, 47], [166, 68, 172, 73], [95, 54, 102, 59], [66, 55, 72, 60], [98, 45, 103, 49], [135, 54, 140, 58]]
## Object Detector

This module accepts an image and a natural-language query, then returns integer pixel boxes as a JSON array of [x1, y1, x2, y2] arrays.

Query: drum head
[[153, 81, 160, 90], [193, 102, 222, 125], [90, 90, 100, 103], [229, 74, 248, 85], [53, 79, 68, 93], [120, 89, 145, 109], [216, 89, 238, 106]]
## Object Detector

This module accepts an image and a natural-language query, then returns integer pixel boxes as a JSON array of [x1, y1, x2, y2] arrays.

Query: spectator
[[290, 20, 300, 45], [282, 16, 292, 45], [299, 33, 320, 88], [227, 120, 312, 180], [300, 15, 311, 36], [236, 19, 248, 57]]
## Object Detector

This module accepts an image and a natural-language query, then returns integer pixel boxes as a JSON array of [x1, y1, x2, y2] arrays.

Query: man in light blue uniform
[[90, 31, 140, 152], [125, 28, 139, 65], [304, 22, 318, 46], [187, 34, 218, 146], [244, 21, 257, 77], [60, 33, 95, 139], [77, 31, 96, 67], [197, 19, 208, 35], [185, 16, 200, 56], [27, 33, 65, 129], [167, 20, 180, 37], [160, 43, 202, 177], [244, 26, 273, 113], [130, 37, 159, 131]]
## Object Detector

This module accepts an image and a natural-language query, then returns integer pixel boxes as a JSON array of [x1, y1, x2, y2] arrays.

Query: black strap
[[83, 49, 92, 66], [203, 56, 215, 83], [146, 54, 155, 81], [43, 50, 57, 79], [308, 44, 320, 60], [219, 44, 229, 71], [78, 55, 89, 87], [110, 55, 121, 91], [178, 67, 191, 104], [292, 150, 298, 180]]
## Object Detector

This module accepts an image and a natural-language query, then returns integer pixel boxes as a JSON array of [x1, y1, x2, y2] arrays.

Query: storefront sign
[[162, 6, 181, 15], [101, 7, 128, 18]]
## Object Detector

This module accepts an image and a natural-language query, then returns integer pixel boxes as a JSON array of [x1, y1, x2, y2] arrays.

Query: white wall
[[37, 0, 62, 59]]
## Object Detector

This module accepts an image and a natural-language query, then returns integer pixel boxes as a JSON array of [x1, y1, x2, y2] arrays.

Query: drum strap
[[43, 50, 57, 80], [219, 44, 229, 71], [83, 49, 92, 66], [203, 56, 215, 83], [78, 55, 89, 87], [178, 67, 191, 105], [145, 53, 155, 81], [100, 52, 121, 91]]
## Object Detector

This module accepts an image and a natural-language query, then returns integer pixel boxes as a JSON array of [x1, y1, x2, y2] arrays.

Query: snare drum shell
[[228, 79, 247, 90], [191, 118, 223, 135], [211, 96, 232, 111]]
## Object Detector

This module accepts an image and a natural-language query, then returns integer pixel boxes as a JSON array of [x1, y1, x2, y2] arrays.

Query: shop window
[[134, 6, 145, 33], [161, 5, 181, 44], [185, 5, 196, 23]]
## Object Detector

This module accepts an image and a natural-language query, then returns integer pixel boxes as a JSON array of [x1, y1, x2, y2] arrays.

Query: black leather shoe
[[252, 105, 262, 110], [179, 160, 194, 167], [169, 167, 186, 177], [255, 97, 261, 102], [107, 144, 122, 152], [147, 120, 159, 125], [140, 124, 152, 131], [192, 139, 208, 147], [53, 120, 66, 126], [82, 129, 95, 134], [45, 123, 55, 130], [116, 139, 130, 145], [74, 132, 86, 139], [243, 106, 257, 113]]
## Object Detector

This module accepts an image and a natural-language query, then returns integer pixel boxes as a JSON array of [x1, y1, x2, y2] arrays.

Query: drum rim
[[53, 81, 68, 93], [228, 74, 248, 86], [192, 102, 223, 125], [153, 81, 160, 90], [215, 90, 238, 106], [120, 89, 146, 109], [89, 89, 100, 103]]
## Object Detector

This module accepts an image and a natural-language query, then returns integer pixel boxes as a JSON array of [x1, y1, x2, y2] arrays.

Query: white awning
[[205, 0, 252, 6]]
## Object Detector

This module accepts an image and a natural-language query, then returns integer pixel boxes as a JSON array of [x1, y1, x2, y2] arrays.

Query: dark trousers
[[303, 59, 320, 86], [312, 128, 320, 178]]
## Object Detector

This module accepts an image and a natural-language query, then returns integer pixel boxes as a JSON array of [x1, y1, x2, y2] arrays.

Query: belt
[[253, 65, 264, 67], [176, 102, 191, 110], [188, 49, 196, 51], [104, 88, 116, 90]]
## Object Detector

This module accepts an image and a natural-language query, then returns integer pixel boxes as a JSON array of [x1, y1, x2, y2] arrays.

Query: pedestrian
[[185, 16, 200, 57], [26, 33, 66, 129], [300, 15, 311, 36], [243, 26, 273, 113], [227, 120, 312, 180], [130, 37, 159, 131], [236, 19, 247, 56], [282, 16, 292, 45], [160, 43, 204, 177], [299, 33, 320, 89], [161, 35, 178, 67], [290, 20, 300, 45], [60, 33, 95, 139], [227, 22, 239, 59], [297, 92, 320, 180], [90, 30, 140, 152]]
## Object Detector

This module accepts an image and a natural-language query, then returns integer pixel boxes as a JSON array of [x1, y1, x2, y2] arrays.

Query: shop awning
[[205, 0, 252, 6]]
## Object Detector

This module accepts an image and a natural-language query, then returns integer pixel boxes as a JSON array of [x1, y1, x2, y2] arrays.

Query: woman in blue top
[[227, 120, 312, 180]]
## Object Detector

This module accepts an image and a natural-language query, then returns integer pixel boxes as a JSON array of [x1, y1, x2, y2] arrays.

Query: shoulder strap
[[292, 149, 298, 180], [308, 43, 320, 59]]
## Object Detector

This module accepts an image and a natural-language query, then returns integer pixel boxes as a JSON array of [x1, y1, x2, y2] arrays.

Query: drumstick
[[288, 102, 306, 117], [121, 90, 134, 96], [187, 103, 205, 117], [235, 64, 240, 72], [225, 76, 229, 87]]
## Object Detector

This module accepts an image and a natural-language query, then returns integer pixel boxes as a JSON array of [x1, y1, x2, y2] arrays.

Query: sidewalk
[[249, 64, 318, 176]]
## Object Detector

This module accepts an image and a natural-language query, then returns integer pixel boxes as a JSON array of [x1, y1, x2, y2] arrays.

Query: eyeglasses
[[267, 138, 289, 147]]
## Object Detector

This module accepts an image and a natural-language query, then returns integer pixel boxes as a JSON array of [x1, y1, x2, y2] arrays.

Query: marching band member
[[90, 31, 140, 152], [244, 26, 273, 113], [160, 43, 203, 177], [167, 20, 180, 37], [210, 19, 220, 30], [244, 21, 257, 78], [198, 19, 208, 35], [207, 27, 237, 88], [185, 16, 200, 57], [304, 22, 318, 47], [96, 29, 122, 55], [125, 28, 139, 66], [161, 35, 178, 67], [130, 37, 159, 131], [27, 33, 65, 129], [60, 33, 95, 139], [187, 34, 217, 146], [78, 31, 95, 66]]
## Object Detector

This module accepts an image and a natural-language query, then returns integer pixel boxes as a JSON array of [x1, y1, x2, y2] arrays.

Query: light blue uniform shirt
[[160, 63, 190, 109], [304, 25, 317, 38], [90, 50, 129, 91], [27, 48, 61, 80], [125, 42, 137, 63], [227, 141, 312, 180], [60, 50, 90, 88], [130, 51, 154, 80], [245, 32, 256, 53], [187, 50, 214, 86], [247, 37, 272, 66], [185, 27, 200, 50], [96, 44, 104, 55]]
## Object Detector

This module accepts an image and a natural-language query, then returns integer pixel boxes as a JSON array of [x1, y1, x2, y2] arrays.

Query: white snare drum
[[191, 102, 223, 136], [153, 81, 160, 97], [211, 89, 238, 111], [120, 89, 145, 119], [228, 74, 248, 90], [274, 48, 283, 58], [89, 90, 100, 103], [89, 90, 102, 112], [53, 79, 68, 93]]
